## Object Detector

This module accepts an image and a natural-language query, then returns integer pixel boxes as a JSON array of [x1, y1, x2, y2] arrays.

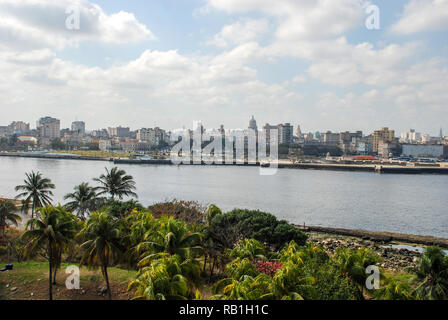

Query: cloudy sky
[[0, 0, 447, 135]]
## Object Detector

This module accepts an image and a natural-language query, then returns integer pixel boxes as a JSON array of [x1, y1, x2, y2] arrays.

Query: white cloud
[[391, 0, 448, 34], [207, 19, 269, 47], [0, 0, 156, 50]]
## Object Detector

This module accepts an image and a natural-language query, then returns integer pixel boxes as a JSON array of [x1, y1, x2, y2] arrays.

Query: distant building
[[323, 131, 340, 146], [137, 127, 168, 146], [248, 116, 258, 132], [402, 144, 444, 159], [17, 136, 38, 145], [37, 117, 61, 144], [401, 129, 421, 143], [373, 127, 395, 153], [278, 123, 293, 145], [378, 139, 401, 158], [108, 126, 130, 138], [71, 121, 86, 135], [295, 125, 302, 138], [263, 123, 293, 145], [9, 121, 30, 135]]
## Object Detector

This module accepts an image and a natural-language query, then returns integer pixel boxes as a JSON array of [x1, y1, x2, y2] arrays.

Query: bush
[[209, 209, 307, 251], [149, 200, 206, 225]]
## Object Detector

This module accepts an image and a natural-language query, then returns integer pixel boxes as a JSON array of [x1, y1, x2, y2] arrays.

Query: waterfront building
[[378, 139, 401, 158], [373, 127, 395, 153], [402, 144, 444, 159], [71, 121, 86, 135]]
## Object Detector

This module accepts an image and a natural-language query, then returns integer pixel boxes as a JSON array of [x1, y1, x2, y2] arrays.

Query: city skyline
[[0, 0, 447, 135]]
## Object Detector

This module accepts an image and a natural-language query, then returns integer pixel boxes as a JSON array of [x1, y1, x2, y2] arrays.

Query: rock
[[30, 293, 34, 297], [10, 287, 17, 292], [413, 257, 419, 263], [6, 284, 10, 288]]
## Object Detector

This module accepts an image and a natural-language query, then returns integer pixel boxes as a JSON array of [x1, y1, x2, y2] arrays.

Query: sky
[[0, 0, 447, 135]]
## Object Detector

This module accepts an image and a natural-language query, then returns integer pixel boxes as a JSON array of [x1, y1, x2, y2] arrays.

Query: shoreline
[[297, 225, 448, 248], [1, 153, 448, 174]]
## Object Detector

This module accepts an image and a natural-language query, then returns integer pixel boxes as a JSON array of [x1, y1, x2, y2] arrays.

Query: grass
[[0, 261, 137, 300]]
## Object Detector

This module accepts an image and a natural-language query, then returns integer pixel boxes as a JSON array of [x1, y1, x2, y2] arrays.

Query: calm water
[[1, 157, 447, 238]]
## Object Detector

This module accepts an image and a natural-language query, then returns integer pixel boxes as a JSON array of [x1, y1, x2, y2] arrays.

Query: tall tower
[[248, 115, 258, 132], [440, 127, 443, 138]]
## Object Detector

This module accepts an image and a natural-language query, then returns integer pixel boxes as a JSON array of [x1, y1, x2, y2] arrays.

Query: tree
[[137, 217, 203, 266], [0, 200, 22, 262], [411, 246, 448, 300], [334, 248, 382, 299], [22, 206, 76, 300], [78, 212, 122, 300], [64, 182, 98, 220], [0, 200, 21, 240], [15, 171, 55, 219], [94, 167, 137, 200], [128, 254, 201, 300]]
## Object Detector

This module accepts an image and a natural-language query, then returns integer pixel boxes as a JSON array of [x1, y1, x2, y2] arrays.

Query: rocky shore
[[306, 231, 428, 271]]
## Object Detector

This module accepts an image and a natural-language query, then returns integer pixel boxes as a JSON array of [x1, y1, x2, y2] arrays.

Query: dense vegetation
[[1, 168, 447, 300]]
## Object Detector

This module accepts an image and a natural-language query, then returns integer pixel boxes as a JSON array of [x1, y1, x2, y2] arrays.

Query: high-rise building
[[373, 127, 395, 153], [9, 121, 30, 135], [37, 117, 60, 139], [278, 123, 293, 145], [248, 116, 258, 132], [295, 125, 302, 138], [71, 121, 86, 135], [108, 126, 130, 138], [263, 123, 293, 145]]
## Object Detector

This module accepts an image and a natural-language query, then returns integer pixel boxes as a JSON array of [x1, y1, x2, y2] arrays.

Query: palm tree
[[411, 246, 448, 300], [78, 212, 122, 300], [374, 276, 413, 300], [93, 167, 137, 200], [0, 200, 21, 240], [64, 182, 98, 220], [15, 171, 55, 219], [22, 206, 76, 300], [334, 248, 382, 299], [128, 254, 201, 300], [137, 217, 203, 266], [0, 200, 22, 262]]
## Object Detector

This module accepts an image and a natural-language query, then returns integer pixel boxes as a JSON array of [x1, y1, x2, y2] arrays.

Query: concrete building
[[108, 126, 130, 138], [378, 139, 401, 158], [263, 123, 293, 145], [323, 131, 340, 146], [373, 127, 395, 153], [402, 144, 444, 159], [71, 121, 86, 135], [278, 123, 293, 145], [37, 117, 60, 142], [400, 129, 421, 143], [137, 127, 168, 146], [9, 121, 30, 135]]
